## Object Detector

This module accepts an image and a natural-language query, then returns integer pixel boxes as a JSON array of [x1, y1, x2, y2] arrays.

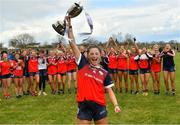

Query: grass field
[[0, 53, 180, 124]]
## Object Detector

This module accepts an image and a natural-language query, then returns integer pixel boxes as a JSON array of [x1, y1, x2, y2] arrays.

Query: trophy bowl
[[52, 20, 66, 35], [66, 2, 83, 18]]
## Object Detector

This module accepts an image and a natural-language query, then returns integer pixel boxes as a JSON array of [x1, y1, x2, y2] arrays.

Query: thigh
[[77, 118, 91, 125], [94, 117, 108, 124], [145, 73, 150, 81], [151, 71, 156, 80], [35, 74, 39, 82], [6, 78, 11, 86], [48, 75, 52, 83], [72, 71, 77, 80], [68, 72, 72, 81], [163, 71, 168, 80], [140, 74, 145, 82], [57, 74, 61, 82], [118, 71, 123, 80], [123, 71, 128, 80], [62, 75, 66, 83]]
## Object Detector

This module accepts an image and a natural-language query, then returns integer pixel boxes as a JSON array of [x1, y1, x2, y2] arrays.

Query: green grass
[[0, 53, 180, 124]]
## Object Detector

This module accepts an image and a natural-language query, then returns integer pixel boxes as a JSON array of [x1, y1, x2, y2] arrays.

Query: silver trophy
[[52, 2, 83, 35]]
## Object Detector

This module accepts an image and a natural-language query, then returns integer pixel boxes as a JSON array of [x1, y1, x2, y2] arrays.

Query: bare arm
[[106, 87, 121, 113], [66, 17, 81, 61]]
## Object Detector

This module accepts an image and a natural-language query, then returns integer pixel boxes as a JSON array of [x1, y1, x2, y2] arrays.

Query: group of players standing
[[101, 41, 176, 96], [0, 45, 77, 99], [0, 39, 176, 99]]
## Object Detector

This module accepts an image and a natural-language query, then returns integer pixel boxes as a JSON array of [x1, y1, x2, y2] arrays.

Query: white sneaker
[[38, 91, 42, 96], [43, 92, 47, 96]]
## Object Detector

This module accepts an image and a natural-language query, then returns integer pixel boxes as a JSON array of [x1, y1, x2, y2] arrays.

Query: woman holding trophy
[[66, 16, 121, 124]]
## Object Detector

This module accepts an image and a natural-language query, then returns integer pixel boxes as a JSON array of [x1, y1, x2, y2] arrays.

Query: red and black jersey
[[117, 53, 128, 70], [151, 54, 161, 72], [57, 56, 67, 73], [136, 53, 152, 69], [108, 54, 117, 69], [28, 56, 38, 73], [47, 56, 57, 75], [129, 54, 138, 70], [0, 60, 11, 75], [76, 54, 114, 106], [67, 54, 77, 71], [12, 60, 24, 77]]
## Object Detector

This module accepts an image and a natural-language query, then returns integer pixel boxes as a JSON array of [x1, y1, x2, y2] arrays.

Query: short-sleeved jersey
[[108, 54, 117, 69], [136, 53, 152, 69], [117, 54, 128, 70], [47, 56, 57, 75], [151, 55, 161, 72], [28, 57, 38, 73], [129, 54, 138, 70], [0, 60, 11, 75], [67, 54, 77, 71], [161, 51, 175, 68], [57, 56, 67, 73], [76, 54, 114, 106], [12, 60, 24, 76]]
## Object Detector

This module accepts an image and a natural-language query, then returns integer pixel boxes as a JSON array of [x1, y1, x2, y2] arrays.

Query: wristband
[[69, 26, 72, 29]]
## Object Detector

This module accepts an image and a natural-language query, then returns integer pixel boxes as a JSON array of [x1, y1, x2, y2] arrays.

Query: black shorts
[[129, 70, 139, 75], [77, 101, 107, 121], [58, 72, 66, 76], [140, 69, 150, 74], [1, 74, 11, 79], [23, 71, 29, 77], [109, 68, 117, 74], [117, 69, 128, 72], [14, 75, 23, 78], [67, 69, 76, 73], [29, 72, 39, 77], [163, 66, 175, 72]]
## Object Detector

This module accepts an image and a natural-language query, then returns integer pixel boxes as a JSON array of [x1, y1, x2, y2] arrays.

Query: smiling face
[[87, 47, 101, 66], [15, 53, 20, 60], [164, 44, 171, 52]]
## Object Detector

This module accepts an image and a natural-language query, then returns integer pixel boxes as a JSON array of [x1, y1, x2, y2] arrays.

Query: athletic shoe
[[134, 91, 139, 95], [18, 95, 22, 98], [165, 91, 169, 95], [58, 90, 61, 95], [172, 91, 175, 96], [42, 92, 47, 96], [145, 92, 148, 96], [130, 90, 134, 94], [34, 91, 38, 96], [38, 91, 42, 96], [31, 91, 35, 96]]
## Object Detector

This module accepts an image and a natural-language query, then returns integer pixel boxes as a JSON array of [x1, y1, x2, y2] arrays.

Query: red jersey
[[12, 60, 24, 77], [151, 55, 161, 72], [47, 56, 57, 75], [28, 57, 38, 73], [0, 60, 11, 75], [77, 54, 114, 106], [57, 56, 67, 73], [129, 54, 138, 70], [67, 54, 77, 71], [138, 53, 152, 69], [117, 54, 128, 70], [108, 54, 117, 69]]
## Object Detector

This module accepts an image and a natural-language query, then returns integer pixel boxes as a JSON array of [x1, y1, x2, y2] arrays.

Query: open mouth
[[92, 58, 98, 61]]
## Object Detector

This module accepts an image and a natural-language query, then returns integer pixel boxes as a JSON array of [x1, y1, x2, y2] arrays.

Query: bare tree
[[9, 33, 36, 48]]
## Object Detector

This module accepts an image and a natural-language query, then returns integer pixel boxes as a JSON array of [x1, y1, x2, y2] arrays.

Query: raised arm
[[66, 16, 81, 61]]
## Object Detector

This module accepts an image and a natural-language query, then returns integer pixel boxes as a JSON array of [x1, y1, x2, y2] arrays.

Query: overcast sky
[[0, 0, 180, 47]]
